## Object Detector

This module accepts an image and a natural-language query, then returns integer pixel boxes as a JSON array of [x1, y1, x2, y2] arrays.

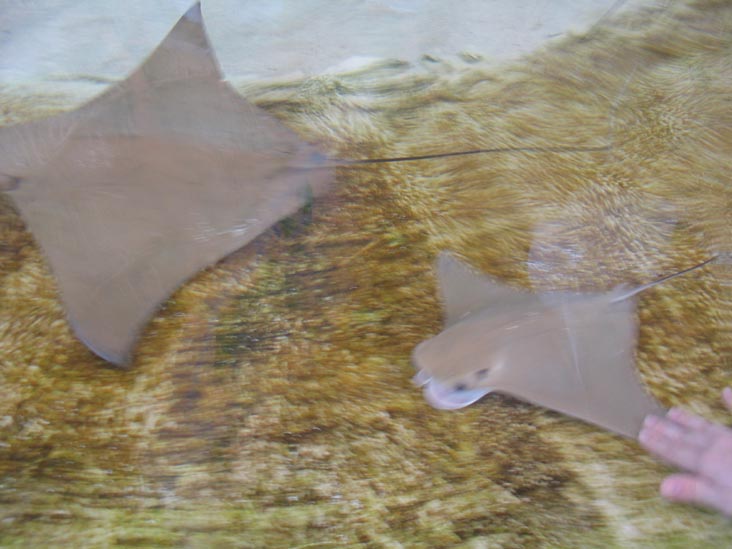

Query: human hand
[[639, 387, 732, 516]]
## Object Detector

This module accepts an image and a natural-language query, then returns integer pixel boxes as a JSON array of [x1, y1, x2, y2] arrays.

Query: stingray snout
[[412, 368, 431, 387]]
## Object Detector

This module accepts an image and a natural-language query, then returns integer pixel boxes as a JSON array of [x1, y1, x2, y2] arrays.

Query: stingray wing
[[437, 252, 543, 326], [0, 4, 332, 364], [495, 295, 665, 438]]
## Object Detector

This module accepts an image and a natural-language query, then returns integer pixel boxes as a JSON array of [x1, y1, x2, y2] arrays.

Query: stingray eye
[[475, 368, 489, 379]]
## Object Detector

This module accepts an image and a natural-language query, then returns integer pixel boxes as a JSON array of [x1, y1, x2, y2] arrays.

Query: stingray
[[0, 3, 613, 365], [412, 252, 715, 437], [0, 4, 337, 365]]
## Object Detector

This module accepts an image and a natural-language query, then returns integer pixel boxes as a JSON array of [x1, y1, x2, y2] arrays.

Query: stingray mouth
[[413, 373, 491, 410]]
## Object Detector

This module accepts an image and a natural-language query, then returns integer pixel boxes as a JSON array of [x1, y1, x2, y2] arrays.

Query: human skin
[[639, 388, 732, 516]]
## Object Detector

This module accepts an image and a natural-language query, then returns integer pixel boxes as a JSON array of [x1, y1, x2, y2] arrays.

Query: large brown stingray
[[0, 4, 335, 364], [412, 252, 714, 438]]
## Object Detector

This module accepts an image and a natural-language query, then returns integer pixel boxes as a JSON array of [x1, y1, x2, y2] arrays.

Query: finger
[[660, 473, 732, 517], [723, 387, 732, 411], [639, 416, 709, 472], [641, 414, 715, 447], [666, 407, 718, 433], [697, 432, 732, 488]]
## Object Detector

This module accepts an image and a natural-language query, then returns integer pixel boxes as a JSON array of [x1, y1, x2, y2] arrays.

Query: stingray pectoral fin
[[557, 296, 667, 437], [437, 252, 543, 327], [423, 380, 492, 410], [497, 296, 666, 438]]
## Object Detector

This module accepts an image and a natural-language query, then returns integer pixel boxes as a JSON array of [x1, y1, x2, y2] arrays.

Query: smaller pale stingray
[[0, 4, 332, 364], [412, 252, 714, 438]]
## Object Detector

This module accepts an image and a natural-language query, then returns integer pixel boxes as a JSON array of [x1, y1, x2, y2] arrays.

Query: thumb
[[723, 387, 732, 411]]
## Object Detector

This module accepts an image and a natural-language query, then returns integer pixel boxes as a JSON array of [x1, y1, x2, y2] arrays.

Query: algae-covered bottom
[[1, 1, 732, 546]]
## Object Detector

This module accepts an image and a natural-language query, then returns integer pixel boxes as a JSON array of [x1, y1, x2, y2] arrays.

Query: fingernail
[[724, 387, 732, 401], [638, 416, 657, 443], [667, 407, 683, 420], [661, 478, 680, 498]]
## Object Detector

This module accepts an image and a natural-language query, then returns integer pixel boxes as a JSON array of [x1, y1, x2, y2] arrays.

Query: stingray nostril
[[476, 368, 489, 379], [454, 382, 468, 392]]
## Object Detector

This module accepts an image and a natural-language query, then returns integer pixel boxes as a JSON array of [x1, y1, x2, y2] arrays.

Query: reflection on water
[[0, 1, 731, 546]]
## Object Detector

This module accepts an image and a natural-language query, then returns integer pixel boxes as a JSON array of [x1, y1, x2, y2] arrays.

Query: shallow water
[[1, 1, 731, 547]]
